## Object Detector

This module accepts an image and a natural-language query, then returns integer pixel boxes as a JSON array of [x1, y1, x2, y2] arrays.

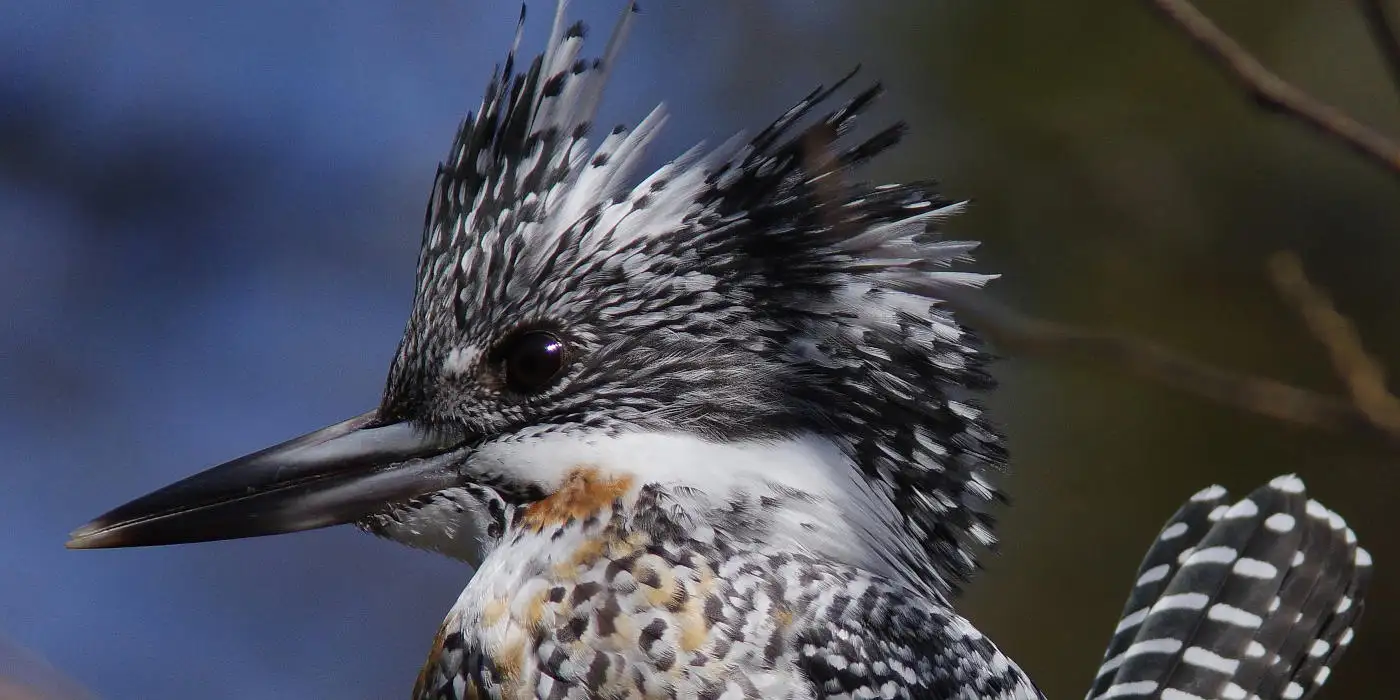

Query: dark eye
[[501, 331, 568, 394]]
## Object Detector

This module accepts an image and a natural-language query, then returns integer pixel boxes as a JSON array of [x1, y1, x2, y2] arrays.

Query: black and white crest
[[380, 2, 1007, 598]]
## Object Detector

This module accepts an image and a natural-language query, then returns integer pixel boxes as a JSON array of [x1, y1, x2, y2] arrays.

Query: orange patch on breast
[[521, 586, 552, 630], [481, 598, 508, 628], [678, 598, 710, 653], [493, 630, 527, 692], [412, 618, 453, 699], [522, 467, 634, 531], [554, 535, 609, 580]]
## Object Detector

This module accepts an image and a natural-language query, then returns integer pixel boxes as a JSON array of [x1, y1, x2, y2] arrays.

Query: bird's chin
[[358, 487, 495, 570]]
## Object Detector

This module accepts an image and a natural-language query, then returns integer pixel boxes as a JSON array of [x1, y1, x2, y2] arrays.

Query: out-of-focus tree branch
[[1268, 251, 1400, 436], [1142, 0, 1400, 179], [936, 286, 1400, 449], [800, 3, 1400, 448], [1358, 0, 1400, 99], [800, 68, 1400, 450]]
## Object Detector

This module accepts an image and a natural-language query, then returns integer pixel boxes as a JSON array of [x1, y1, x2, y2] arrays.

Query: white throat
[[470, 429, 931, 591]]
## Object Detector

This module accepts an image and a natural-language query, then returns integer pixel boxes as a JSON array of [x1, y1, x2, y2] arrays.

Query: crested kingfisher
[[67, 3, 1370, 698]]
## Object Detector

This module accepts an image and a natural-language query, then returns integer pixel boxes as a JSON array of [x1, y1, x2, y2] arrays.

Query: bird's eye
[[501, 331, 568, 394]]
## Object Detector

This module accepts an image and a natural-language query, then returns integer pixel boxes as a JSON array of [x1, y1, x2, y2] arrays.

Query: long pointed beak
[[66, 411, 468, 550]]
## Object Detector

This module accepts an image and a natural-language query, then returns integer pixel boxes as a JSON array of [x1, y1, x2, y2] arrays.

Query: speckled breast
[[412, 483, 813, 699]]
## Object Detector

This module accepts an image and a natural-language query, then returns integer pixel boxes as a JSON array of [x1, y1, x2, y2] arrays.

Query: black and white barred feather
[[1087, 475, 1370, 700]]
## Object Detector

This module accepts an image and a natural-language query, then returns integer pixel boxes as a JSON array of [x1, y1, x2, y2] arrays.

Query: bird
[[65, 3, 1370, 699]]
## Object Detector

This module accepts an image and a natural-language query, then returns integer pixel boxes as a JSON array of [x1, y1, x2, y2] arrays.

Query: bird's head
[[68, 2, 1006, 597]]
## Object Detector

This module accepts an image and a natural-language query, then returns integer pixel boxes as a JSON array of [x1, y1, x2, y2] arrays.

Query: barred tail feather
[[1085, 483, 1236, 700], [1086, 475, 1369, 700], [1224, 494, 1370, 700]]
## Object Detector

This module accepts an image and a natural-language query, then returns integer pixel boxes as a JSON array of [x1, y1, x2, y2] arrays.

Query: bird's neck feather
[[474, 431, 927, 590]]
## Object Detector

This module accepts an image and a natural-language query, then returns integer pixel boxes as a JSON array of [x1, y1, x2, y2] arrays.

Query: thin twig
[[1144, 0, 1400, 179], [935, 285, 1400, 448], [1267, 251, 1400, 435], [1358, 0, 1400, 98]]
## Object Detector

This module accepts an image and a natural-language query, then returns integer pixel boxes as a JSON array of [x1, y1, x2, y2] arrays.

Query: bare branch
[[1358, 0, 1400, 98], [936, 285, 1400, 448], [1267, 251, 1400, 435], [1144, 0, 1400, 179]]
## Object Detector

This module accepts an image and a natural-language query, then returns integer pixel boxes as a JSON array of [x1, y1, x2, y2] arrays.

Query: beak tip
[[65, 522, 108, 549]]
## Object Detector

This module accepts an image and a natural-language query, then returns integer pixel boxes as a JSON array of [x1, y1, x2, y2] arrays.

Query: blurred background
[[3, 1, 1398, 698]]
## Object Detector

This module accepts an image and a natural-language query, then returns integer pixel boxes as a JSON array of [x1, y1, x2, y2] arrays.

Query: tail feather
[[1228, 498, 1371, 700], [1086, 475, 1369, 700], [1086, 483, 1234, 700]]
